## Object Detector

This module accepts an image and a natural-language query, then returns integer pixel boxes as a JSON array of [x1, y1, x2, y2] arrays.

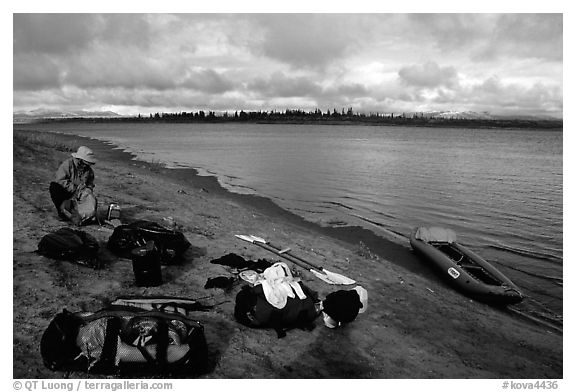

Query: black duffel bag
[[37, 227, 100, 268], [107, 220, 191, 264], [40, 305, 209, 376]]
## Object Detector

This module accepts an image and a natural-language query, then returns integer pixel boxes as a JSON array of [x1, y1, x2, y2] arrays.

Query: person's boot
[[71, 211, 82, 226]]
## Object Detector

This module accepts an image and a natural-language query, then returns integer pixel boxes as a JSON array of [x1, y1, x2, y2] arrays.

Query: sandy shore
[[12, 129, 562, 379]]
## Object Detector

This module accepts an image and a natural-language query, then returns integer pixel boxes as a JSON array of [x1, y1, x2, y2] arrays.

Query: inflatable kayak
[[410, 227, 523, 304]]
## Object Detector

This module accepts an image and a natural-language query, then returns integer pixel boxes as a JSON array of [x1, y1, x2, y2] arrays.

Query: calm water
[[15, 122, 563, 322]]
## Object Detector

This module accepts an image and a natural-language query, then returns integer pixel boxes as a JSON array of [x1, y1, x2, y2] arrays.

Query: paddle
[[249, 235, 356, 285], [235, 234, 355, 285], [235, 234, 336, 284]]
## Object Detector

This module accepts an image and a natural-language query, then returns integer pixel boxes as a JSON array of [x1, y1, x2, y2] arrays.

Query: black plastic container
[[131, 241, 163, 287]]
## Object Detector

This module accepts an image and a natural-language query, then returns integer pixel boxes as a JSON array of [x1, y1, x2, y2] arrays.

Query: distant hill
[[402, 110, 561, 121], [13, 109, 123, 123]]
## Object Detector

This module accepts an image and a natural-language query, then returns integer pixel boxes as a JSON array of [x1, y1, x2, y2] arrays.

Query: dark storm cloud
[[249, 72, 369, 103], [249, 72, 323, 97], [398, 62, 459, 89], [332, 83, 369, 97], [13, 14, 154, 54], [62, 53, 179, 90], [13, 53, 62, 90], [13, 14, 170, 92], [97, 14, 154, 49], [249, 14, 357, 69], [475, 14, 563, 61], [13, 14, 98, 55], [62, 57, 235, 93], [406, 13, 562, 61], [181, 69, 236, 94], [406, 14, 488, 52]]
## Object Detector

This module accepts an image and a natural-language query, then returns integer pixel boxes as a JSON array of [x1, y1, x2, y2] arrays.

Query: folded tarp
[[414, 227, 457, 243]]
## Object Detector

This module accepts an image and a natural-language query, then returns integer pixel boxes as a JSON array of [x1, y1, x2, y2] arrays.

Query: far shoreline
[[13, 114, 563, 131]]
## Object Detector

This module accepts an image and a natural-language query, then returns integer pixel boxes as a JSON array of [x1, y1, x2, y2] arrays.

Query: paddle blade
[[322, 268, 356, 285], [249, 235, 268, 244], [235, 234, 255, 243], [310, 269, 341, 284]]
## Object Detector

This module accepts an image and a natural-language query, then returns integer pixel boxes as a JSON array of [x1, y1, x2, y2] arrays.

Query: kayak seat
[[460, 263, 483, 270], [433, 243, 464, 263]]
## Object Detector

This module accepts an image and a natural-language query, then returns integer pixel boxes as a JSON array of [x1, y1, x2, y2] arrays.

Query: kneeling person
[[49, 146, 98, 225]]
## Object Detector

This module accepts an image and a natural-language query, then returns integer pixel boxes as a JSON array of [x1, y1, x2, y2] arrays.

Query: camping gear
[[110, 296, 213, 316], [48, 182, 96, 225], [234, 282, 319, 338], [354, 286, 369, 314], [108, 220, 191, 264], [204, 276, 235, 290], [321, 286, 368, 328], [37, 227, 100, 268], [409, 226, 523, 304], [257, 262, 307, 309], [40, 303, 208, 376], [210, 253, 252, 269], [239, 270, 261, 284], [131, 241, 163, 287], [210, 253, 274, 272], [75, 188, 98, 223], [235, 234, 355, 285], [322, 289, 363, 323], [107, 203, 121, 220], [162, 216, 176, 230]]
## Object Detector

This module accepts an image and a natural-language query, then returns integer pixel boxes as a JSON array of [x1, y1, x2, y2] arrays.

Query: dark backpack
[[234, 283, 319, 338], [107, 220, 191, 264], [37, 227, 100, 268], [40, 305, 209, 376]]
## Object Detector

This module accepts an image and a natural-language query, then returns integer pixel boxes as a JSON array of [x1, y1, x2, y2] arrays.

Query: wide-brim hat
[[72, 146, 96, 164]]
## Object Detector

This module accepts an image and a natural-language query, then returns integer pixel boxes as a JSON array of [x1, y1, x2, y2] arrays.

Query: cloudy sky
[[13, 13, 563, 118]]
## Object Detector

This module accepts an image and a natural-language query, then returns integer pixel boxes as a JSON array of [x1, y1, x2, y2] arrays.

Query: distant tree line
[[137, 107, 377, 122], [39, 108, 563, 129]]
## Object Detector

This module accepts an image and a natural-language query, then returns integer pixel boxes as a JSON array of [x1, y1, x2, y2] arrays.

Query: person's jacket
[[54, 157, 95, 195]]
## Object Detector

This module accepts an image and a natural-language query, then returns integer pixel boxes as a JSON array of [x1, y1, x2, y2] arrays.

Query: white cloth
[[353, 285, 368, 314], [258, 262, 307, 309], [322, 312, 340, 328]]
